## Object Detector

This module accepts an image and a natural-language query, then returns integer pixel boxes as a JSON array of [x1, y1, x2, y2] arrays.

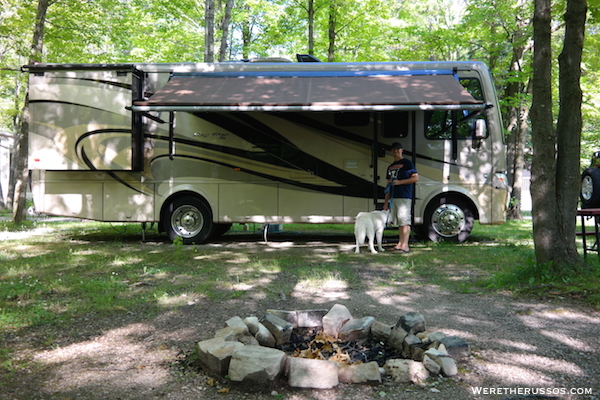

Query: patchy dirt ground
[[1, 234, 599, 400]]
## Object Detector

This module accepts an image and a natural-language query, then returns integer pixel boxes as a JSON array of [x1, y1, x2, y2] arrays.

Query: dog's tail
[[354, 218, 375, 245]]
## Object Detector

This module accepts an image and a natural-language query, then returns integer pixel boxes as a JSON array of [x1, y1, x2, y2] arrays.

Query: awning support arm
[[169, 112, 175, 160]]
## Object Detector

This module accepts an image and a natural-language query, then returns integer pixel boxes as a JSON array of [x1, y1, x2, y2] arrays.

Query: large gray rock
[[287, 357, 339, 389], [416, 330, 446, 346], [423, 354, 441, 375], [388, 325, 408, 351], [266, 309, 328, 328], [214, 325, 260, 345], [197, 337, 244, 375], [398, 312, 426, 334], [383, 359, 429, 383], [244, 316, 276, 347], [296, 309, 328, 328], [338, 361, 382, 383], [228, 345, 286, 382], [423, 348, 458, 377], [255, 322, 277, 347], [243, 316, 261, 335], [402, 333, 423, 360], [266, 310, 296, 325], [439, 356, 458, 376], [225, 316, 249, 334], [371, 321, 393, 341], [215, 326, 247, 341], [439, 336, 470, 359], [338, 316, 375, 341], [322, 304, 352, 338], [260, 313, 293, 345]]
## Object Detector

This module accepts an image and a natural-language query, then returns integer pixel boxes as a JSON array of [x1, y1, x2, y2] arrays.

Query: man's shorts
[[391, 198, 412, 226]]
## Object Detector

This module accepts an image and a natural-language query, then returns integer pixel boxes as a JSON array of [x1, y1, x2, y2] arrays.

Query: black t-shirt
[[386, 158, 417, 199]]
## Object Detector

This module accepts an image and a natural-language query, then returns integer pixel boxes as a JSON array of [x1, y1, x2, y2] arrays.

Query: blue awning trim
[[171, 69, 457, 79]]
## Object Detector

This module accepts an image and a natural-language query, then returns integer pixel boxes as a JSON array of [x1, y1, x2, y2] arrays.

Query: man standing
[[383, 142, 419, 253]]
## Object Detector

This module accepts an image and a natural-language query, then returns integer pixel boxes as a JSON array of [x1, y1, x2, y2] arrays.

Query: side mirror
[[474, 119, 487, 140], [472, 119, 487, 150]]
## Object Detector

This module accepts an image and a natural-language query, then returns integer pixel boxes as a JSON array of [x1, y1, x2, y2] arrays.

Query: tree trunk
[[531, 0, 588, 270], [13, 0, 50, 223], [504, 8, 531, 220], [241, 2, 251, 61], [508, 99, 530, 220], [204, 0, 215, 62], [327, 0, 336, 62], [505, 45, 528, 220], [308, 0, 315, 55], [218, 0, 234, 62], [530, 0, 557, 264], [554, 0, 588, 269], [7, 75, 25, 211]]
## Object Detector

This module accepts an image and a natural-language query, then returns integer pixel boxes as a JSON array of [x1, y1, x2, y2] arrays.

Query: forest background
[[0, 0, 599, 267]]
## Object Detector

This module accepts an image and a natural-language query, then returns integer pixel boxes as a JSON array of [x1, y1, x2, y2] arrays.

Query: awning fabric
[[132, 71, 487, 112]]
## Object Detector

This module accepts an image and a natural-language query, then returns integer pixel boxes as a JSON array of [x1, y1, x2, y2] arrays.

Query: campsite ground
[[1, 226, 599, 400]]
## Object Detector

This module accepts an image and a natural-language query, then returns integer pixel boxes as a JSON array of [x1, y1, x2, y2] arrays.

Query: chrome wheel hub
[[582, 175, 594, 201], [431, 204, 465, 237], [171, 205, 204, 238]]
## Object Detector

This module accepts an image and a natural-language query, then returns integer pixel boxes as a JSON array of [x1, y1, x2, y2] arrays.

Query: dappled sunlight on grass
[[292, 271, 350, 303], [3, 265, 34, 278], [156, 292, 200, 307], [0, 216, 596, 336], [110, 255, 144, 267]]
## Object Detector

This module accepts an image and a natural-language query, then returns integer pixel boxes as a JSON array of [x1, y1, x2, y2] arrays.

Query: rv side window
[[424, 110, 488, 140], [334, 112, 370, 127], [381, 111, 409, 138], [459, 78, 484, 100]]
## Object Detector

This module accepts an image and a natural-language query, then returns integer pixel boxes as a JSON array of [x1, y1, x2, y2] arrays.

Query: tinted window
[[382, 112, 409, 138], [425, 78, 487, 140], [334, 112, 370, 126], [425, 110, 487, 140], [459, 78, 484, 100]]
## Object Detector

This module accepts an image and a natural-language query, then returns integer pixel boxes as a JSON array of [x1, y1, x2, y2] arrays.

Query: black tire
[[420, 196, 475, 243], [162, 196, 214, 244], [580, 168, 600, 208]]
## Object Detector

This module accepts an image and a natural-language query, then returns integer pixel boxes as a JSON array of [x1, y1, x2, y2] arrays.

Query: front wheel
[[420, 197, 474, 243], [580, 168, 600, 208], [162, 196, 214, 244]]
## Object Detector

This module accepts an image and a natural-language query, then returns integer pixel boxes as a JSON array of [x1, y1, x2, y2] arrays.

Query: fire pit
[[280, 327, 402, 366], [196, 304, 470, 389]]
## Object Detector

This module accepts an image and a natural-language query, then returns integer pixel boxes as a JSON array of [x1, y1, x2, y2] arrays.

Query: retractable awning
[[131, 70, 488, 112]]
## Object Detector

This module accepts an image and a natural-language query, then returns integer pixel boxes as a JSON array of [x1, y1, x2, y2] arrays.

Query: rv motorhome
[[24, 57, 508, 244]]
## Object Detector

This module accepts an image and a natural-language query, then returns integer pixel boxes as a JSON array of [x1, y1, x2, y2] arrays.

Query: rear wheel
[[421, 196, 474, 243], [580, 168, 600, 208], [162, 196, 214, 244]]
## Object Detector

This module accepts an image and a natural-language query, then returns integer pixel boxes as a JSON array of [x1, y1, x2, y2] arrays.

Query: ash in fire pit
[[280, 326, 402, 366], [195, 303, 470, 389]]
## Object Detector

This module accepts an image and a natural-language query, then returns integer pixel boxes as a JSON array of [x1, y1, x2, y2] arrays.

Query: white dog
[[354, 210, 389, 254]]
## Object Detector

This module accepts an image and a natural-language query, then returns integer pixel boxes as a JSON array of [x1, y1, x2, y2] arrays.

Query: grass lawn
[[1, 215, 598, 336]]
